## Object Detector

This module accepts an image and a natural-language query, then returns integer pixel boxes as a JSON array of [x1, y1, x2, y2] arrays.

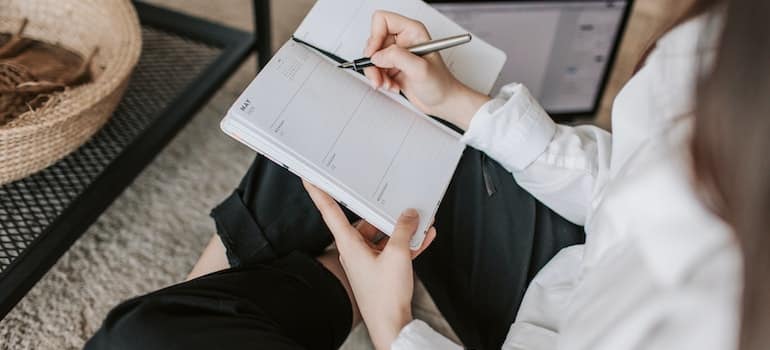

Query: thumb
[[387, 208, 420, 251], [370, 45, 428, 79]]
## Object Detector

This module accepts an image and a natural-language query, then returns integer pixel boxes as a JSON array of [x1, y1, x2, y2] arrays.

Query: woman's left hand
[[303, 181, 436, 350]]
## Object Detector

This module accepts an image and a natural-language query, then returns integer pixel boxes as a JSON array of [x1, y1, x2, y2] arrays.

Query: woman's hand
[[303, 181, 436, 350], [363, 10, 491, 130]]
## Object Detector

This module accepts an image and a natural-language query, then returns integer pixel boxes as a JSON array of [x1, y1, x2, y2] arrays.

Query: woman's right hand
[[363, 10, 490, 130]]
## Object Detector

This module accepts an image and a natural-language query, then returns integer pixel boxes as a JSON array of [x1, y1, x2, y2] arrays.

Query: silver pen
[[338, 33, 472, 71]]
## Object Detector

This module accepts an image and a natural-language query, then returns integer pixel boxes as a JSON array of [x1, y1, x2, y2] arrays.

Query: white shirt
[[393, 14, 742, 350]]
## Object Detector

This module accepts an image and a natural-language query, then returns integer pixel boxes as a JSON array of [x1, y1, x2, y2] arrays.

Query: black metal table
[[0, 0, 271, 319]]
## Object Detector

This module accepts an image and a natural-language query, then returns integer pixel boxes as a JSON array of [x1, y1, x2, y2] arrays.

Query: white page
[[222, 117, 392, 235], [223, 41, 464, 248], [294, 0, 507, 95]]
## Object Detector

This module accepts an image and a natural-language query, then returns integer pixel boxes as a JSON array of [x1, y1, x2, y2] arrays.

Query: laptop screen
[[430, 1, 631, 115]]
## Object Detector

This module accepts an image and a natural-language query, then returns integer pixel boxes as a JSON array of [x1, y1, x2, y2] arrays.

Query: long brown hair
[[688, 0, 770, 349]]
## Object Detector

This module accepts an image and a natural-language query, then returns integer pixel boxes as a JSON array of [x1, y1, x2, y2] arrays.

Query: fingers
[[363, 63, 401, 92], [364, 35, 399, 90], [365, 33, 396, 57], [370, 45, 429, 86], [363, 53, 399, 91], [305, 180, 434, 259], [365, 11, 428, 90], [363, 66, 383, 88], [386, 208, 421, 252], [363, 37, 384, 89], [411, 226, 436, 259], [303, 181, 368, 253], [377, 36, 399, 92], [354, 220, 382, 242], [369, 11, 428, 55], [303, 181, 348, 232]]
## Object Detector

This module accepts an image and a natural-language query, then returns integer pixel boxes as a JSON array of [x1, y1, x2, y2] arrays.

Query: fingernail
[[401, 208, 419, 218], [383, 80, 390, 90], [370, 53, 380, 65]]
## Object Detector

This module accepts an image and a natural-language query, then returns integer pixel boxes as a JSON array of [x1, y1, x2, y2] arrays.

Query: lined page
[[294, 0, 506, 95], [223, 41, 464, 248]]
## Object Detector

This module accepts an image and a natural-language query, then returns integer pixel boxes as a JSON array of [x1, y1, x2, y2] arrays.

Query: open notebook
[[221, 0, 506, 248]]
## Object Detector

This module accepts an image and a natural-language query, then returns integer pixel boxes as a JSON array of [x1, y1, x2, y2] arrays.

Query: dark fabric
[[87, 149, 583, 349], [84, 252, 353, 350], [414, 150, 584, 350], [210, 155, 358, 267]]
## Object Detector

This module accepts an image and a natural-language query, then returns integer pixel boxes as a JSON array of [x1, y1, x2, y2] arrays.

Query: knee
[[85, 297, 176, 350]]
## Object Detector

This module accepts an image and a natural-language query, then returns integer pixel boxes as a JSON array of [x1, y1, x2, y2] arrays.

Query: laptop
[[429, 0, 633, 119]]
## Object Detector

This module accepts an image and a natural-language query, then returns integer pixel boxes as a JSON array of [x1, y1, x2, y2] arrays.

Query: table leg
[[253, 0, 272, 70]]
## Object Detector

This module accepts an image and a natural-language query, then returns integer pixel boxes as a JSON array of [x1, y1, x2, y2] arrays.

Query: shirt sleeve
[[460, 83, 612, 225], [391, 320, 463, 350]]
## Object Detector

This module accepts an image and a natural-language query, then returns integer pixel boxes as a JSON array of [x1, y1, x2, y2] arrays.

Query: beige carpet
[[0, 0, 680, 349], [0, 1, 455, 349]]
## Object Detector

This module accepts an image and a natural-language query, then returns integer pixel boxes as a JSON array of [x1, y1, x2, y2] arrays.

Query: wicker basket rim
[[0, 0, 142, 134], [0, 0, 143, 185]]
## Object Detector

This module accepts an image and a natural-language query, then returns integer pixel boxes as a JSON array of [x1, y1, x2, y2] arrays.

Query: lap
[[85, 253, 352, 350], [216, 151, 583, 349], [415, 148, 584, 349], [210, 155, 357, 266], [91, 150, 582, 349]]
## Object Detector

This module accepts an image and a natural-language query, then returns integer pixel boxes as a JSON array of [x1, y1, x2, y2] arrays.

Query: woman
[[86, 0, 768, 348]]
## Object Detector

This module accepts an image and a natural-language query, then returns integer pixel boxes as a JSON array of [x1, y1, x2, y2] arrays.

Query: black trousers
[[85, 149, 583, 350]]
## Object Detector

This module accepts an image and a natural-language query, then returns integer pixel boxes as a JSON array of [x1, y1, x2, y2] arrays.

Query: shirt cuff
[[391, 320, 462, 350], [460, 83, 557, 172]]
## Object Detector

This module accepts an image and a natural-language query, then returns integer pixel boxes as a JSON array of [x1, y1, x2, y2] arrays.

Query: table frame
[[0, 0, 270, 319]]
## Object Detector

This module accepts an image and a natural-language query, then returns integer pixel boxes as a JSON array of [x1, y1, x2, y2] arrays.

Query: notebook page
[[294, 0, 506, 95], [222, 117, 390, 235], [223, 40, 464, 248]]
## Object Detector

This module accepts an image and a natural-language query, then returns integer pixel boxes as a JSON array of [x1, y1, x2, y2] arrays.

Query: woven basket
[[0, 0, 141, 185]]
